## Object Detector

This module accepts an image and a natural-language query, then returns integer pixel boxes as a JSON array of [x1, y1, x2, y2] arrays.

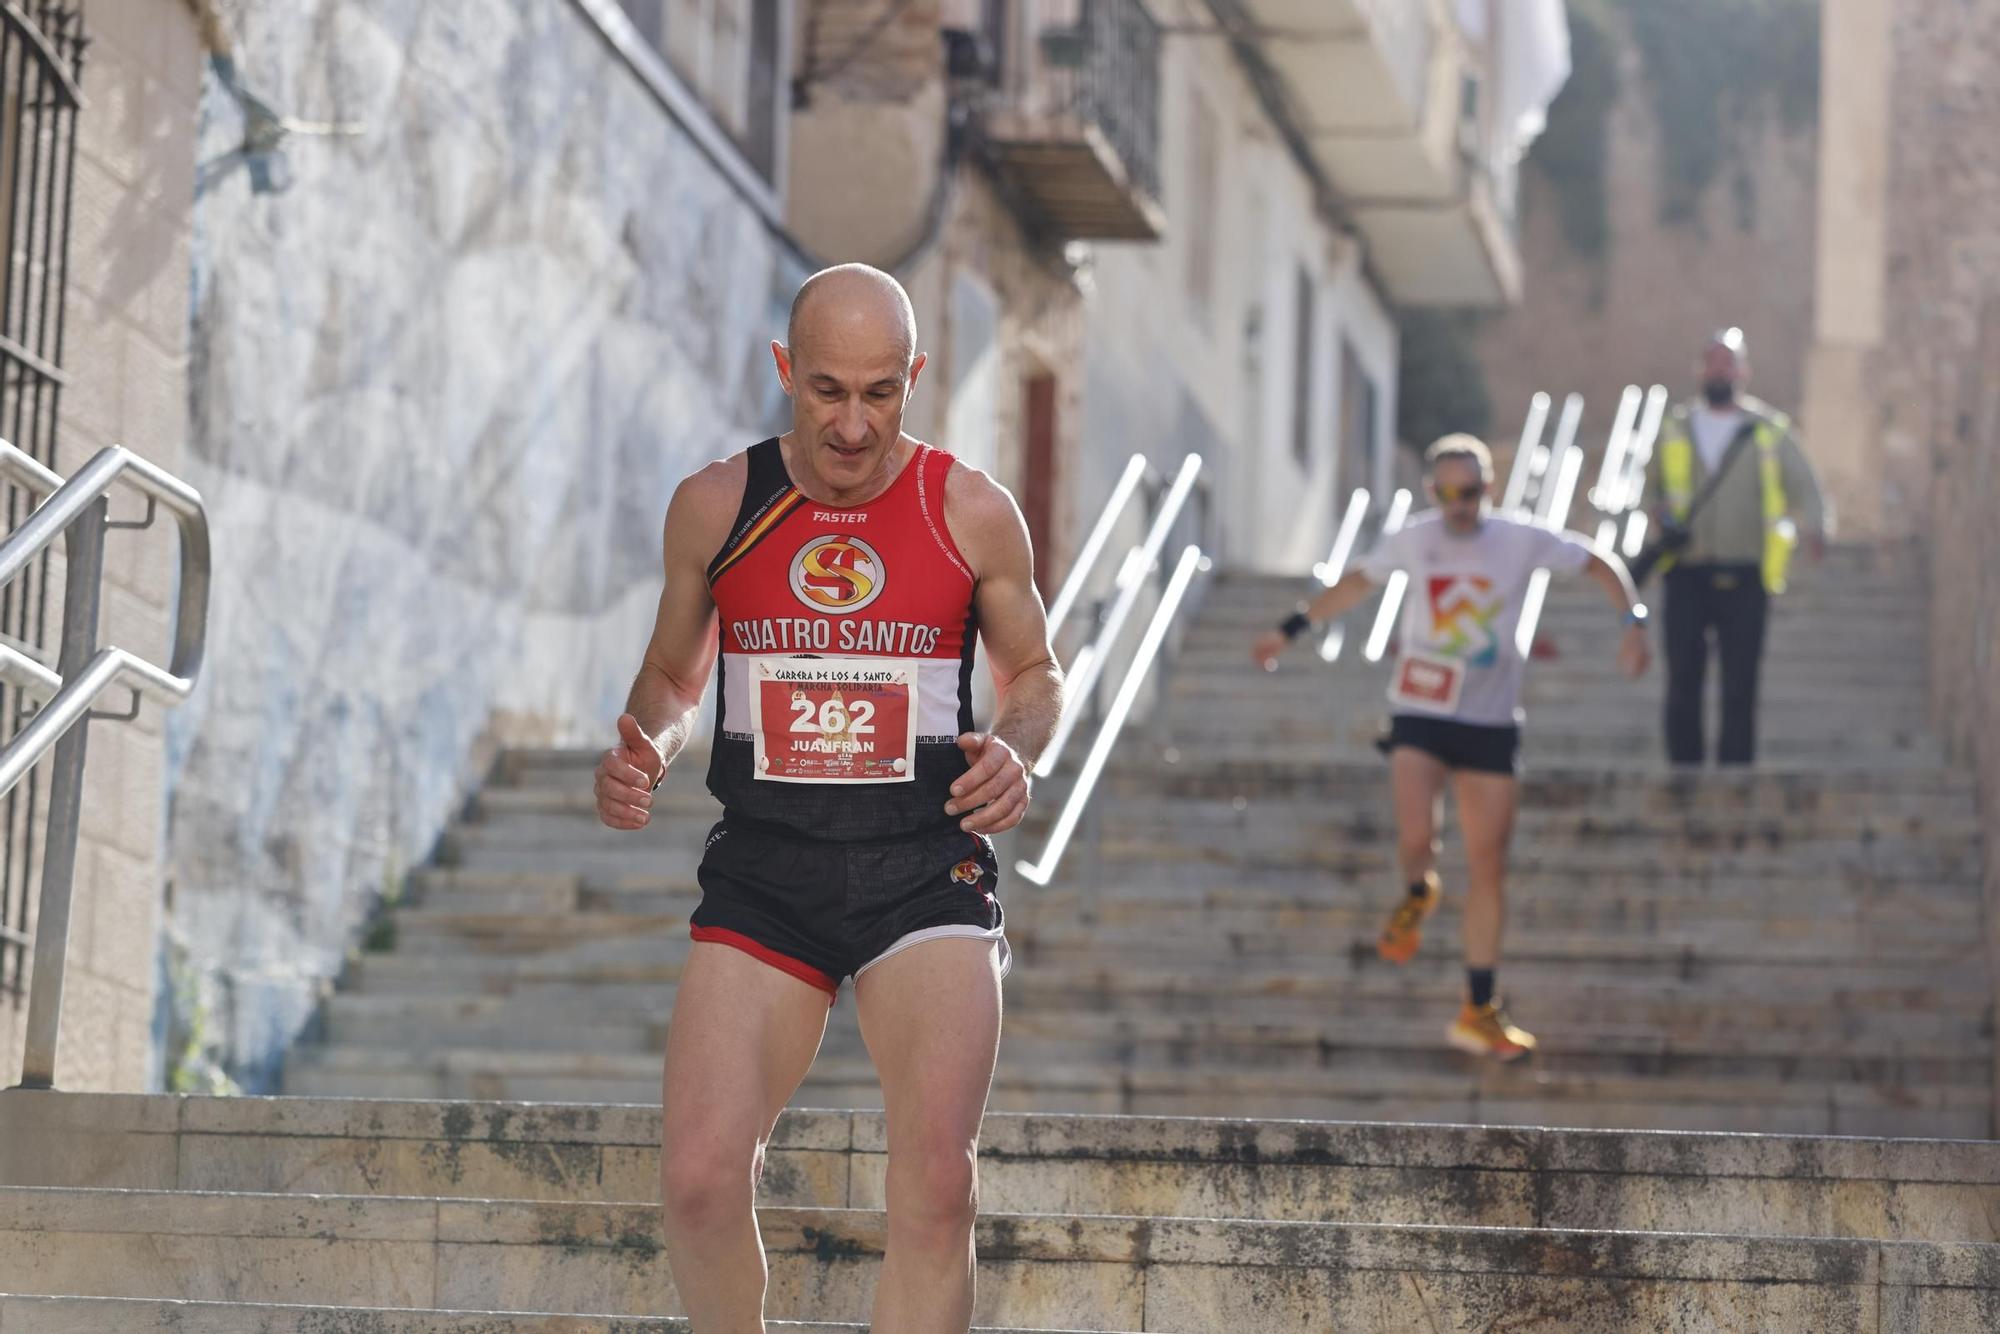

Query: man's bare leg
[[659, 942, 831, 1332], [1391, 747, 1449, 886], [1453, 770, 1520, 972], [855, 937, 1005, 1333]]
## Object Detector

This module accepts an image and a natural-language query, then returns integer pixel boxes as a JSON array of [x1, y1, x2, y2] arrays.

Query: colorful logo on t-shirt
[[790, 535, 886, 614], [1426, 574, 1501, 667]]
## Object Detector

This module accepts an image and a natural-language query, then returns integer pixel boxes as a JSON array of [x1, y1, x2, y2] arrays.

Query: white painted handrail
[[1033, 453, 1203, 780], [1016, 544, 1204, 887]]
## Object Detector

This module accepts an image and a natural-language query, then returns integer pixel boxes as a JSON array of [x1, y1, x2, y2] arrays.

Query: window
[[1291, 267, 1315, 469], [617, 0, 784, 181], [1185, 91, 1218, 323], [1340, 340, 1379, 499]]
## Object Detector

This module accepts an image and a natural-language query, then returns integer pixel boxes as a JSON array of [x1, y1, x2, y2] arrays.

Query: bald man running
[[594, 264, 1064, 1332]]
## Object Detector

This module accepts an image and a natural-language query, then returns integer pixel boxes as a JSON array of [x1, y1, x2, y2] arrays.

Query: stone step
[[1018, 919, 1981, 972], [321, 975, 1986, 1057], [450, 805, 1982, 870], [1100, 760, 1977, 816], [1134, 738, 1954, 772], [311, 994, 1984, 1081], [278, 1045, 1989, 1138], [403, 858, 1985, 915], [475, 771, 1977, 825], [1082, 792, 1983, 841], [1168, 669, 1932, 709], [364, 893, 1980, 969], [1149, 720, 1948, 760], [399, 865, 1987, 929], [8, 1092, 1999, 1243], [0, 1296, 979, 1333], [2, 1185, 1992, 1330], [465, 791, 1984, 844], [1082, 832, 1978, 883], [340, 946, 1993, 1033]]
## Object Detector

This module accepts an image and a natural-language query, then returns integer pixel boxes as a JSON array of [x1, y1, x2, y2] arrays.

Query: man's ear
[[772, 340, 795, 395]]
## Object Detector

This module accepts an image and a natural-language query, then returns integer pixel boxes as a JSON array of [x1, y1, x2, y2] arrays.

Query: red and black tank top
[[705, 437, 978, 841]]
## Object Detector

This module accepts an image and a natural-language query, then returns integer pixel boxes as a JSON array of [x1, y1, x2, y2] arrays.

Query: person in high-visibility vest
[[1642, 328, 1828, 766]]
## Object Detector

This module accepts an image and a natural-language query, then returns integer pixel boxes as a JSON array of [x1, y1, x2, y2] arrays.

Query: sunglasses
[[1433, 484, 1483, 503]]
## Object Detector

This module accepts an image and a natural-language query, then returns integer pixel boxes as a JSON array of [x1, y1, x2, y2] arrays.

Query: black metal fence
[[1029, 0, 1162, 203], [0, 1, 85, 998]]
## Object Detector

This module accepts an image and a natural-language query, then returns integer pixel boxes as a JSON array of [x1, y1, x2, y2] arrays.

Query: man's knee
[[661, 1135, 760, 1233], [890, 1140, 979, 1234]]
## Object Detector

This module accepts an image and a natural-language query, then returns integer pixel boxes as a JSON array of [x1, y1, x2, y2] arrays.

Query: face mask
[[1702, 379, 1736, 407]]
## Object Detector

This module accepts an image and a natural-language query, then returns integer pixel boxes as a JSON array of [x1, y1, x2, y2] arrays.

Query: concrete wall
[[1799, 0, 1895, 535], [0, 0, 201, 1093], [1868, 0, 2000, 1123], [1471, 11, 1819, 462], [168, 0, 807, 1088]]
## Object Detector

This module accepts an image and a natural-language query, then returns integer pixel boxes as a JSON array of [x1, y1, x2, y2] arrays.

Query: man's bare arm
[[1250, 568, 1380, 668], [595, 466, 732, 829], [945, 465, 1064, 835], [1303, 568, 1381, 625], [1581, 546, 1652, 680]]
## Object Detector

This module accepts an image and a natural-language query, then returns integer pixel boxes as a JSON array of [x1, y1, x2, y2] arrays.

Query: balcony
[[977, 0, 1167, 243], [1237, 0, 1540, 307]]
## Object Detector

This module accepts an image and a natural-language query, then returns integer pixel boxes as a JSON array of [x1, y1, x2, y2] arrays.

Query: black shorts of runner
[[1377, 712, 1522, 776], [689, 818, 1009, 1001]]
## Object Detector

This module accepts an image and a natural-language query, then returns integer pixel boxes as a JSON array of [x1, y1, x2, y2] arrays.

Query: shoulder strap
[[705, 438, 795, 584], [1675, 419, 1760, 529]]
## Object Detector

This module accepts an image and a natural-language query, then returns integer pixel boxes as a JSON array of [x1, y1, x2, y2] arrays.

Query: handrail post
[[18, 495, 108, 1088]]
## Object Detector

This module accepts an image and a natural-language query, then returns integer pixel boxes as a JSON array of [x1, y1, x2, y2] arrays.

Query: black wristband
[[1279, 611, 1312, 641]]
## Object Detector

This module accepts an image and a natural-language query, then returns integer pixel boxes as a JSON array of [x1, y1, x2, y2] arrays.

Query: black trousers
[[1662, 563, 1768, 766]]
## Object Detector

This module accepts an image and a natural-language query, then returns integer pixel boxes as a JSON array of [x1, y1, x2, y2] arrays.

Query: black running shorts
[[1379, 712, 1522, 776], [689, 818, 1008, 999]]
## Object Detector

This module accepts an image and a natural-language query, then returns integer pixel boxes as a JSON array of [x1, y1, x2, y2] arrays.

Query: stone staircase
[[286, 543, 1987, 1139], [6, 541, 1992, 1328], [4, 1089, 1999, 1328]]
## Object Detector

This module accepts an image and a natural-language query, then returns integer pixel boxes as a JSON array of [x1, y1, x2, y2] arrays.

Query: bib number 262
[[749, 657, 918, 784]]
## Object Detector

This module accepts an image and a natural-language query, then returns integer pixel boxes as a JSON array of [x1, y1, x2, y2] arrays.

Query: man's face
[[1699, 344, 1746, 404], [1429, 458, 1488, 535], [774, 319, 924, 494]]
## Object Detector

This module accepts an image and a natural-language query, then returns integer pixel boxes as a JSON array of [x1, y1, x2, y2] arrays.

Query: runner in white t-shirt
[[1252, 435, 1651, 1060]]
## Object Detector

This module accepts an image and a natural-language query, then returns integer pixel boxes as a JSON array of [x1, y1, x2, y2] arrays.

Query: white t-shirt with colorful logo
[[1359, 511, 1596, 726]]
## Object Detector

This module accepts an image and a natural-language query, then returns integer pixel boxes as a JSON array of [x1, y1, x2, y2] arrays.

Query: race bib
[[1390, 651, 1465, 715], [748, 657, 918, 784]]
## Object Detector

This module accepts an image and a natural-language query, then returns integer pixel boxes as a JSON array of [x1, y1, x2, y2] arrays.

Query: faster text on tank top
[[705, 437, 978, 842]]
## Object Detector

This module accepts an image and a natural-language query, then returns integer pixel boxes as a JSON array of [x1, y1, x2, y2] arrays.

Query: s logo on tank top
[[791, 534, 886, 614]]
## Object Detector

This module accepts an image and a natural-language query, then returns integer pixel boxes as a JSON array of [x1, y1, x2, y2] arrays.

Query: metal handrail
[[1033, 452, 1203, 780], [1356, 488, 1414, 663], [1044, 453, 1148, 642], [1313, 487, 1372, 662], [1587, 385, 1645, 522], [1016, 543, 1203, 887], [1529, 393, 1586, 521], [1596, 383, 1668, 557], [0, 437, 211, 1089], [1516, 399, 1604, 658], [1498, 391, 1552, 514]]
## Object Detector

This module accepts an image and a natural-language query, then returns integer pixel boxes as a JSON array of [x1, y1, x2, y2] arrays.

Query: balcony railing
[[978, 0, 1165, 242]]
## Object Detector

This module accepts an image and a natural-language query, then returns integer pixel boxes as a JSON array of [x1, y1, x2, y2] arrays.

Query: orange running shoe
[[1377, 871, 1440, 964], [1447, 1000, 1537, 1062]]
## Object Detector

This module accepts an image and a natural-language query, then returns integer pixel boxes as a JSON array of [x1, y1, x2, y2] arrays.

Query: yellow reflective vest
[[1655, 409, 1795, 594]]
